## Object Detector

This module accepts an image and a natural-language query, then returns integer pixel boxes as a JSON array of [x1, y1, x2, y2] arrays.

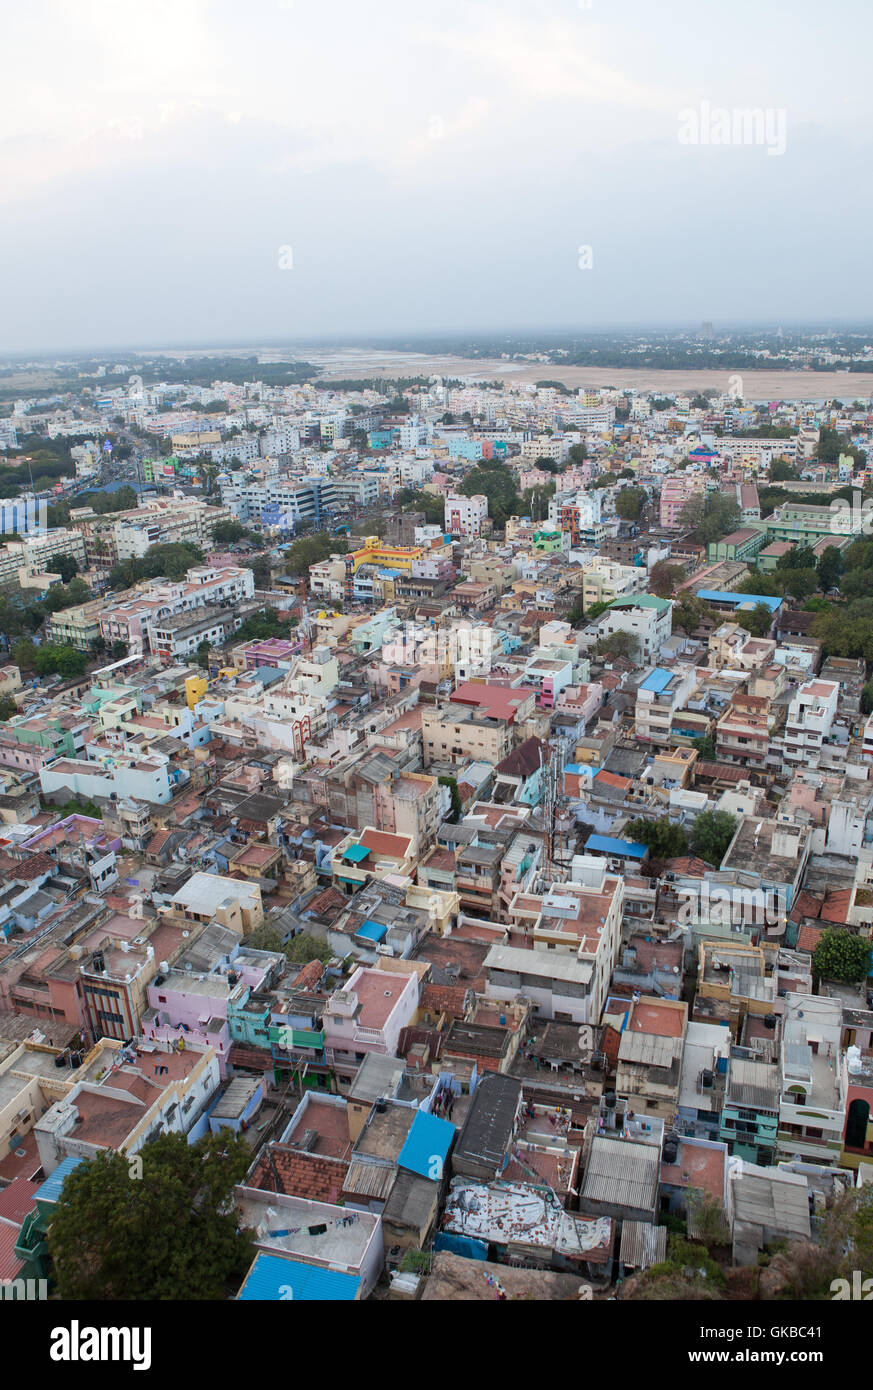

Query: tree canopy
[[284, 531, 346, 576], [625, 817, 689, 859], [689, 810, 737, 867], [812, 927, 872, 984], [457, 462, 520, 527], [47, 1132, 255, 1300]]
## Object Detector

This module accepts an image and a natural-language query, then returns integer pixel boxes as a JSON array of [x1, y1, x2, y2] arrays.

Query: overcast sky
[[2, 0, 871, 353]]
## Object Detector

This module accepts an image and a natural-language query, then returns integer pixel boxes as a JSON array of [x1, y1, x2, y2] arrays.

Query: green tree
[[812, 928, 872, 984], [53, 552, 80, 583], [284, 531, 346, 576], [615, 487, 645, 522], [11, 637, 37, 670], [672, 594, 713, 635], [212, 520, 249, 545], [285, 931, 334, 965], [47, 1132, 255, 1300], [775, 544, 816, 571], [195, 639, 211, 670], [817, 546, 844, 593], [109, 541, 205, 589], [595, 631, 638, 660], [691, 735, 716, 761], [689, 810, 737, 867], [34, 643, 88, 678], [458, 463, 520, 528], [585, 600, 610, 620], [769, 458, 801, 482], [0, 694, 17, 721], [566, 442, 587, 466], [649, 561, 685, 598], [41, 576, 92, 614], [776, 568, 817, 602], [249, 553, 273, 589], [735, 602, 775, 638], [625, 817, 689, 859], [861, 681, 873, 717], [680, 491, 742, 545]]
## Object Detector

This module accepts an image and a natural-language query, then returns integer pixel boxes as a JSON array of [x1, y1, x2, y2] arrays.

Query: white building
[[784, 679, 840, 769], [445, 493, 488, 537]]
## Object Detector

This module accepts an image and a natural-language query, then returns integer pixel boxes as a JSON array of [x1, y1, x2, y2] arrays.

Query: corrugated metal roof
[[341, 1159, 396, 1201], [619, 1220, 667, 1269], [398, 1109, 454, 1179], [34, 1156, 85, 1206], [726, 1058, 779, 1112], [582, 1136, 660, 1211], [237, 1252, 361, 1301]]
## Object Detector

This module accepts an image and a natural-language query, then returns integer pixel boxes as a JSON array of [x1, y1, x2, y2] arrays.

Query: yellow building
[[349, 538, 423, 573]]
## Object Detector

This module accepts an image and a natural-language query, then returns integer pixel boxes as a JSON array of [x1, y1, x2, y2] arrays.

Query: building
[[444, 494, 488, 538], [784, 679, 840, 770], [634, 664, 697, 746], [776, 995, 845, 1166], [600, 594, 672, 662], [719, 1055, 780, 1165]]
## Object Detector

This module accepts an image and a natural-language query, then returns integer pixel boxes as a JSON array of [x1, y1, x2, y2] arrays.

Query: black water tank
[[604, 1091, 616, 1110], [663, 1135, 679, 1164], [764, 1014, 777, 1030], [701, 1069, 714, 1088]]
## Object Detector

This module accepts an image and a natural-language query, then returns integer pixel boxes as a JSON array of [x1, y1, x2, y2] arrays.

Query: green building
[[719, 1054, 780, 1165], [532, 529, 564, 554], [707, 527, 768, 565]]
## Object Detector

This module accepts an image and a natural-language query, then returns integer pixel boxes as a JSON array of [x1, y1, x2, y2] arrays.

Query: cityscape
[[0, 0, 871, 1348]]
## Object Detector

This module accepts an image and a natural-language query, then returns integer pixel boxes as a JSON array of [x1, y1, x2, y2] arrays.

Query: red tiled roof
[[8, 852, 54, 882], [796, 924, 826, 954], [594, 769, 632, 790], [248, 1146, 350, 1204], [420, 983, 469, 1018], [291, 959, 324, 991]]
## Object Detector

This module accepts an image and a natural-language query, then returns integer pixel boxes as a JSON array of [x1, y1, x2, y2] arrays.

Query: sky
[[1, 0, 872, 353]]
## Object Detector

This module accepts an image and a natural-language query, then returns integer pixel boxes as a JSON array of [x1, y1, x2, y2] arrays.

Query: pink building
[[659, 474, 705, 529], [556, 682, 604, 725], [322, 966, 419, 1080]]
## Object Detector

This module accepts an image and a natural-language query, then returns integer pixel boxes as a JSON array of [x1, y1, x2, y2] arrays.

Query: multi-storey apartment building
[[715, 692, 772, 769], [783, 678, 840, 770], [600, 593, 672, 660], [444, 493, 488, 537], [776, 995, 846, 1167], [634, 664, 698, 747]]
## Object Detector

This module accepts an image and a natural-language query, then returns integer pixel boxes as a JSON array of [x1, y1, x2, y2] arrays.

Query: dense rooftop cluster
[[1, 368, 873, 1302]]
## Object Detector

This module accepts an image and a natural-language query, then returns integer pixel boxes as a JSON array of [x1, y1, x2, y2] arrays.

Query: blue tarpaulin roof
[[356, 919, 388, 942], [585, 833, 647, 860], [237, 1253, 361, 1301], [639, 668, 673, 694], [434, 1231, 489, 1261], [343, 844, 371, 863], [398, 1108, 455, 1179]]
